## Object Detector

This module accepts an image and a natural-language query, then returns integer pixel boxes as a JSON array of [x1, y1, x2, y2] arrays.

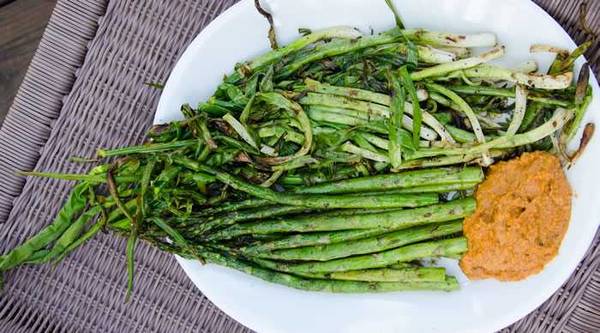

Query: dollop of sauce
[[460, 151, 572, 281]]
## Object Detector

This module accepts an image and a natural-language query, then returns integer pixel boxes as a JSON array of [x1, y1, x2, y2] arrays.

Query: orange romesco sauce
[[460, 151, 572, 281]]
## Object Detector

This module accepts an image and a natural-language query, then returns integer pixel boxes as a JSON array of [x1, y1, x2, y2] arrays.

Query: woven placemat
[[0, 0, 598, 332]]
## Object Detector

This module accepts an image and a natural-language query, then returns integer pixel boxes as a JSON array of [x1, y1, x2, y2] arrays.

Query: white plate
[[156, 0, 600, 332]]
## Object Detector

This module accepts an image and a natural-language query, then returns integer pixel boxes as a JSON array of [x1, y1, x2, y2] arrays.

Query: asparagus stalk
[[444, 253, 464, 260], [204, 251, 459, 292], [252, 237, 467, 274], [176, 158, 439, 210], [306, 267, 447, 282], [389, 263, 419, 269], [194, 199, 273, 217], [242, 229, 394, 254], [295, 166, 483, 194], [209, 198, 474, 239], [186, 205, 312, 235], [371, 182, 478, 194], [257, 221, 463, 261]]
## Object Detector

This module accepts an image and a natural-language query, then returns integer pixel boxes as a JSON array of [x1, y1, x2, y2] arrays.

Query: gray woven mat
[[0, 0, 598, 332]]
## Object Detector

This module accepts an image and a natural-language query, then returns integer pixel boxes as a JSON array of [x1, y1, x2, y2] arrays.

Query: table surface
[[0, 0, 57, 126]]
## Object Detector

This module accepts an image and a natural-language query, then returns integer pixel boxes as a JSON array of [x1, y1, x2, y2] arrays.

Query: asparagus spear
[[242, 229, 395, 254], [175, 157, 439, 209], [252, 237, 467, 274], [212, 207, 397, 234], [389, 263, 419, 269], [366, 182, 478, 194], [204, 251, 459, 292], [195, 199, 273, 217], [185, 205, 312, 235], [296, 166, 482, 194], [209, 198, 474, 239], [256, 221, 463, 261], [305, 267, 447, 282]]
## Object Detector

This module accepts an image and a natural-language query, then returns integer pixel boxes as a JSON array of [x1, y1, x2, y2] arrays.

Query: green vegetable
[[258, 221, 463, 261], [205, 251, 459, 292], [253, 237, 467, 273], [26, 206, 104, 264], [296, 167, 482, 194], [177, 159, 439, 210], [97, 140, 199, 157], [399, 66, 422, 146], [242, 229, 393, 254], [387, 69, 406, 168], [210, 199, 474, 239], [1, 3, 592, 296], [306, 267, 447, 282], [0, 183, 88, 271]]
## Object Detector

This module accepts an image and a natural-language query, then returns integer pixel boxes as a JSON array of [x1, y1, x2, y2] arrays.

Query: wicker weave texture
[[0, 0, 598, 332]]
